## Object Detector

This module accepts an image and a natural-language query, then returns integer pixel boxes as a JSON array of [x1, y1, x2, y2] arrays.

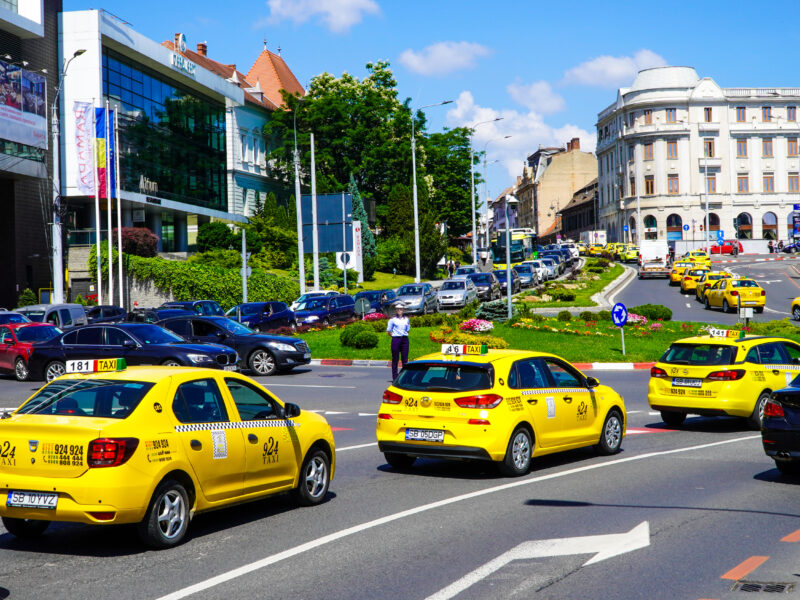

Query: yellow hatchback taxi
[[683, 250, 711, 267], [376, 344, 626, 476], [670, 261, 695, 285], [695, 271, 732, 302], [576, 242, 589, 255], [680, 266, 711, 293], [649, 331, 800, 429], [704, 277, 765, 313], [588, 244, 605, 256], [792, 296, 800, 321], [619, 246, 639, 263], [0, 359, 335, 548]]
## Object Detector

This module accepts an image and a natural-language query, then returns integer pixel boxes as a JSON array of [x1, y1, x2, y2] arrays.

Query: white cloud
[[506, 80, 565, 114], [562, 49, 667, 88], [399, 41, 491, 77], [446, 91, 596, 181], [264, 0, 380, 33]]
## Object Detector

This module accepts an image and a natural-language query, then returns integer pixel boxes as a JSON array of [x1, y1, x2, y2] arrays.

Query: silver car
[[539, 258, 558, 280], [523, 260, 547, 284], [437, 279, 478, 308], [396, 283, 439, 315]]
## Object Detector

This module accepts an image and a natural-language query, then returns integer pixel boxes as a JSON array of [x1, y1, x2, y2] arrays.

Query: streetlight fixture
[[469, 117, 503, 265], [411, 99, 453, 283], [504, 194, 519, 320], [51, 48, 85, 304]]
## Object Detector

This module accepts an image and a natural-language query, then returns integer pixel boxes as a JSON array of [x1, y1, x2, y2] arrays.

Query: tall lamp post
[[504, 195, 518, 320], [411, 100, 452, 283], [51, 48, 85, 304], [292, 98, 306, 294], [469, 118, 503, 265]]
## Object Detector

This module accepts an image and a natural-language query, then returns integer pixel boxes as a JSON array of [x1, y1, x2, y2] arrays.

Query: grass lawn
[[358, 271, 417, 290], [522, 263, 625, 308]]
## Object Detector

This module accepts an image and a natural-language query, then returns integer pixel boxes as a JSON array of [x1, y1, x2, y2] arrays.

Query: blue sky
[[64, 0, 800, 200]]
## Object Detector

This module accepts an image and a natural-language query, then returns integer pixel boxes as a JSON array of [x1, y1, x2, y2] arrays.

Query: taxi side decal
[[175, 420, 299, 433]]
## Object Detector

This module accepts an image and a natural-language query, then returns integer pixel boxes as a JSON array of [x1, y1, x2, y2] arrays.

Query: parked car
[[290, 290, 339, 312], [353, 289, 399, 315], [493, 268, 522, 295], [523, 260, 547, 284], [16, 304, 88, 330], [27, 323, 239, 382], [85, 305, 126, 324], [0, 323, 62, 381], [710, 239, 743, 255], [0, 312, 30, 325], [539, 258, 558, 280], [295, 294, 355, 326], [782, 241, 800, 254], [540, 251, 565, 274], [512, 263, 538, 288], [466, 272, 501, 301], [159, 300, 224, 316], [560, 243, 580, 261], [395, 283, 438, 315], [126, 307, 193, 323], [436, 279, 478, 309], [452, 266, 479, 279], [226, 302, 296, 332], [158, 315, 310, 376]]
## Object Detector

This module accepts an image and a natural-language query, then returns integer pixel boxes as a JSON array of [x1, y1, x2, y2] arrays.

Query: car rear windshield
[[661, 343, 736, 366], [442, 281, 465, 290], [398, 285, 423, 295], [17, 379, 155, 418], [19, 310, 45, 322], [394, 363, 493, 392], [515, 266, 532, 273], [731, 280, 758, 288], [469, 274, 492, 284], [16, 326, 61, 342], [0, 313, 29, 324], [126, 324, 185, 345]]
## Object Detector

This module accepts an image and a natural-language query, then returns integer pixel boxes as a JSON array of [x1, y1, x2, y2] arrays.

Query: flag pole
[[92, 102, 102, 305], [105, 100, 113, 304], [114, 109, 123, 308]]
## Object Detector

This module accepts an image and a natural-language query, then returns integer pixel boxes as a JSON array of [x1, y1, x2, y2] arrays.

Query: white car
[[436, 279, 478, 308], [452, 266, 479, 279], [289, 290, 338, 312]]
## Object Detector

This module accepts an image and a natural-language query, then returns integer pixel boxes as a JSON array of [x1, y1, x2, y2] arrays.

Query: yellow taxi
[[605, 242, 625, 257], [648, 331, 800, 429], [695, 271, 732, 302], [683, 250, 711, 268], [792, 296, 800, 321], [588, 244, 605, 256], [669, 261, 695, 285], [704, 277, 765, 313], [576, 242, 589, 255], [376, 344, 626, 476], [680, 266, 711, 293], [0, 359, 335, 547], [619, 246, 639, 263]]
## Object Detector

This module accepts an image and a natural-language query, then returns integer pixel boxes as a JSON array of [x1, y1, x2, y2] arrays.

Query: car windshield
[[661, 343, 735, 366], [221, 319, 254, 335], [16, 326, 61, 342], [394, 363, 493, 392], [441, 281, 466, 290], [731, 280, 759, 288], [356, 292, 381, 301], [17, 378, 155, 419], [398, 285, 423, 296], [0, 313, 29, 324], [297, 299, 327, 311], [226, 304, 261, 317], [18, 310, 44, 322], [470, 274, 492, 284], [126, 324, 185, 345], [515, 266, 532, 273]]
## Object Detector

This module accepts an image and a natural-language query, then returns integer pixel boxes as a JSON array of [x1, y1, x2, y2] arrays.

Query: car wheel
[[384, 452, 416, 469], [755, 307, 764, 314], [161, 359, 182, 367], [793, 306, 800, 321], [322, 318, 331, 327], [44, 361, 66, 382], [249, 349, 277, 376], [422, 303, 428, 315], [137, 479, 190, 549], [2, 517, 49, 538], [498, 426, 532, 477], [748, 392, 771, 430], [704, 297, 711, 310], [775, 460, 800, 476], [14, 358, 29, 382], [723, 299, 731, 313], [661, 411, 686, 427], [292, 448, 330, 506], [792, 247, 797, 254], [290, 321, 297, 331], [596, 410, 623, 455]]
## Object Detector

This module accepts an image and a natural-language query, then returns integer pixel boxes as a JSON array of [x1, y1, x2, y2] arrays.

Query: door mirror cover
[[586, 376, 600, 389], [122, 339, 137, 349], [284, 402, 301, 419]]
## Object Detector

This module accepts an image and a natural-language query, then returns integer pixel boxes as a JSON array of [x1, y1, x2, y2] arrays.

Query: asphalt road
[[1, 366, 799, 599]]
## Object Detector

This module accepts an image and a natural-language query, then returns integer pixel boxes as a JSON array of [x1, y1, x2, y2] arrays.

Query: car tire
[[161, 359, 182, 367], [748, 392, 770, 430], [2, 517, 49, 539], [793, 306, 800, 321], [661, 411, 686, 427], [596, 410, 623, 455], [44, 360, 66, 382], [775, 460, 800, 476], [137, 479, 190, 549], [422, 304, 428, 315], [723, 299, 731, 313], [704, 297, 711, 310], [249, 349, 277, 376], [14, 358, 29, 382], [292, 448, 330, 506], [791, 247, 797, 254], [322, 318, 330, 327], [384, 452, 416, 470], [498, 426, 532, 477], [290, 321, 297, 331], [755, 307, 764, 314]]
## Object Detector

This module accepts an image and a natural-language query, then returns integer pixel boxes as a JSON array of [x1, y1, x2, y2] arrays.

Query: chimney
[[197, 42, 207, 57], [568, 137, 580, 151]]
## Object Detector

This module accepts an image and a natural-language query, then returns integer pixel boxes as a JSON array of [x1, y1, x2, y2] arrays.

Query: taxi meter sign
[[441, 344, 488, 356], [707, 328, 745, 339], [65, 358, 127, 374]]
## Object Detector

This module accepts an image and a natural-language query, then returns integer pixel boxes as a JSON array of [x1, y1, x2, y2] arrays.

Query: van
[[15, 304, 88, 330]]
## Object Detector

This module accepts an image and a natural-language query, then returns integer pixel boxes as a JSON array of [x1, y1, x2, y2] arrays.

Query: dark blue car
[[353, 289, 398, 314], [295, 294, 355, 326], [28, 323, 238, 382], [126, 308, 193, 323], [226, 302, 296, 332], [159, 300, 225, 316]]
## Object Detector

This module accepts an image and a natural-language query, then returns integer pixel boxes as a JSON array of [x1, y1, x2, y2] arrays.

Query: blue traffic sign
[[612, 303, 628, 327], [794, 204, 800, 210], [716, 230, 725, 240], [683, 224, 690, 232], [717, 240, 725, 246], [623, 225, 628, 232]]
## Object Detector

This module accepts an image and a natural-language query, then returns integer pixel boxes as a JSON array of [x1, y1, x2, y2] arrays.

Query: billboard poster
[[0, 58, 47, 149], [73, 102, 95, 195], [793, 214, 800, 238]]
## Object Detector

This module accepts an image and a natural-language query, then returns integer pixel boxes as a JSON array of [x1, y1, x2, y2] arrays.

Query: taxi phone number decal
[[42, 443, 83, 466], [145, 438, 172, 463]]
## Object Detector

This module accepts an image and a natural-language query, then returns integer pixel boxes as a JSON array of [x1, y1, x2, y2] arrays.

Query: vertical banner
[[353, 220, 364, 283], [73, 102, 95, 195], [95, 107, 108, 199]]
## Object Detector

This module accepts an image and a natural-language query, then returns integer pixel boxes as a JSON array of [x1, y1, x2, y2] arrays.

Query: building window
[[736, 107, 746, 122], [666, 108, 676, 123], [704, 139, 714, 157], [667, 140, 678, 159], [789, 174, 799, 193], [764, 173, 775, 192], [667, 174, 679, 194], [644, 176, 654, 195], [737, 175, 749, 193], [643, 142, 654, 160], [736, 139, 748, 158], [644, 109, 652, 124], [763, 138, 773, 157], [762, 106, 772, 122], [706, 174, 716, 194], [628, 112, 635, 127], [240, 134, 247, 162], [704, 107, 713, 122], [629, 176, 636, 197], [789, 138, 798, 156], [789, 106, 797, 122], [628, 145, 634, 162]]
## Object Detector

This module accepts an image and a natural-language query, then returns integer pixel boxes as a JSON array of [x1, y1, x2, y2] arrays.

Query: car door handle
[[248, 433, 258, 444], [773, 370, 780, 375], [562, 396, 573, 403], [190, 439, 202, 451], [527, 399, 537, 405]]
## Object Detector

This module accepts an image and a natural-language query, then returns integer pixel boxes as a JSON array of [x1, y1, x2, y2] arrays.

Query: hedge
[[630, 304, 673, 321]]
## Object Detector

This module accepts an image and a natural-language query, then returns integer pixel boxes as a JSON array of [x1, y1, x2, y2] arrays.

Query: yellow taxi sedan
[[576, 242, 589, 255], [792, 296, 800, 321], [648, 331, 800, 429], [680, 266, 711, 293], [0, 359, 335, 547], [704, 277, 765, 313], [695, 271, 732, 302], [683, 250, 711, 268], [670, 261, 695, 285], [376, 344, 626, 476], [588, 244, 605, 256]]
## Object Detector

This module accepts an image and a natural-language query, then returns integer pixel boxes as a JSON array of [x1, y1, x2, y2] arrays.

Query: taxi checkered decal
[[764, 365, 800, 371], [175, 420, 298, 433], [521, 389, 586, 395]]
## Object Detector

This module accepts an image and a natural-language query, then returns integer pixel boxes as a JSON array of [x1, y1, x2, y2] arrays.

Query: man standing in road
[[386, 303, 410, 380]]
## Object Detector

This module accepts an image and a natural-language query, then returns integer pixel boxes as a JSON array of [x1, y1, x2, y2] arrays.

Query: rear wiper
[[426, 386, 460, 392], [669, 360, 690, 365]]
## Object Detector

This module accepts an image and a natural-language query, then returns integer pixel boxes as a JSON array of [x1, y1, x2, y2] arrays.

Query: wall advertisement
[[0, 58, 47, 149]]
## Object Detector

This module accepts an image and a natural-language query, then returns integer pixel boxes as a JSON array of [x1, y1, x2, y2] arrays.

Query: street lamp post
[[292, 100, 305, 294], [51, 48, 85, 304], [411, 100, 452, 283], [504, 195, 518, 320], [469, 118, 503, 265]]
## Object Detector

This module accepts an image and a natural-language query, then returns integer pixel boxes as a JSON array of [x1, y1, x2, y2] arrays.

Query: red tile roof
[[246, 48, 305, 108]]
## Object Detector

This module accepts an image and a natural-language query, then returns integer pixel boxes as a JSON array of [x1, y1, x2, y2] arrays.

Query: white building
[[596, 66, 800, 246]]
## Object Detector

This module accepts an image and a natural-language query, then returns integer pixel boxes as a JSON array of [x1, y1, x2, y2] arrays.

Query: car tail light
[[468, 419, 491, 425], [378, 413, 392, 420], [454, 394, 503, 409], [382, 390, 402, 404], [87, 438, 138, 468], [706, 369, 746, 381], [731, 290, 739, 296], [761, 290, 766, 296], [764, 400, 785, 418], [88, 511, 116, 521], [650, 366, 668, 378]]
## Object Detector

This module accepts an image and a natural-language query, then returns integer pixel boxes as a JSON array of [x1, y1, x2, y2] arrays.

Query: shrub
[[476, 299, 516, 322], [596, 310, 612, 321], [596, 258, 610, 268], [630, 304, 672, 321], [579, 310, 595, 321], [369, 320, 388, 333], [551, 290, 576, 302], [187, 249, 241, 270], [410, 313, 449, 328], [363, 312, 387, 321], [340, 322, 374, 347], [587, 267, 605, 273], [197, 221, 236, 252], [530, 313, 545, 322], [557, 310, 572, 322], [352, 330, 379, 349], [459, 319, 494, 332], [17, 288, 36, 307], [74, 294, 86, 306], [457, 300, 480, 320], [114, 227, 158, 257]]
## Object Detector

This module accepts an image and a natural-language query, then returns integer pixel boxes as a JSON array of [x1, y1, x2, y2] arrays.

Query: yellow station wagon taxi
[[649, 331, 800, 429], [704, 277, 765, 313], [670, 261, 695, 285], [683, 250, 712, 268], [0, 359, 335, 547], [376, 345, 626, 476], [588, 244, 605, 256], [695, 271, 732, 302], [680, 267, 711, 293]]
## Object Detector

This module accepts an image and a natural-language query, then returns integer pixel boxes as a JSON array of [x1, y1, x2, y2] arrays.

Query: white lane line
[[155, 435, 759, 600], [337, 442, 378, 452], [648, 411, 660, 416], [626, 410, 643, 414], [685, 303, 691, 308], [359, 412, 378, 417], [324, 411, 347, 415], [263, 383, 357, 389]]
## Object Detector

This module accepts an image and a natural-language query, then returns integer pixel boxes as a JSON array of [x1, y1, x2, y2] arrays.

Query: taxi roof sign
[[441, 344, 488, 356], [707, 328, 745, 340], [65, 358, 127, 374]]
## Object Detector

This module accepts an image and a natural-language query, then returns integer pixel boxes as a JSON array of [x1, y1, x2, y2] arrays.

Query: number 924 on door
[[376, 346, 626, 476]]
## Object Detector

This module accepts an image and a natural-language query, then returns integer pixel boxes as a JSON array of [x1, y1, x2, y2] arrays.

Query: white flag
[[73, 101, 95, 196]]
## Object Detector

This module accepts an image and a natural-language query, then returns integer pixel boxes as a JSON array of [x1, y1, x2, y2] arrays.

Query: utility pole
[[311, 132, 319, 290], [241, 228, 249, 303], [293, 107, 305, 294]]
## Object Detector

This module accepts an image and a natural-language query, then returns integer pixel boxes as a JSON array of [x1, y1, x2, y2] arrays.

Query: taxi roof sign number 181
[[66, 358, 127, 374]]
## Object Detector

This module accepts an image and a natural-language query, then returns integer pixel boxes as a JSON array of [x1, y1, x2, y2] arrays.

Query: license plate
[[672, 377, 702, 388], [223, 365, 237, 371], [303, 353, 311, 359], [7, 490, 57, 509], [405, 428, 444, 443], [744, 301, 757, 305]]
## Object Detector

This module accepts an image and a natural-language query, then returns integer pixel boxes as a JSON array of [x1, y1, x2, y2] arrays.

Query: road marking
[[324, 411, 347, 415], [721, 555, 769, 580], [426, 522, 650, 600], [781, 528, 800, 542], [648, 411, 660, 416], [626, 410, 643, 414], [358, 412, 378, 417], [686, 303, 691, 308], [155, 435, 759, 600], [263, 383, 357, 389], [336, 442, 377, 452], [626, 427, 674, 435]]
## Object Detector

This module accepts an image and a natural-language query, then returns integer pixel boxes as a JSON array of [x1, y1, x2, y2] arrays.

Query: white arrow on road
[[426, 521, 650, 600]]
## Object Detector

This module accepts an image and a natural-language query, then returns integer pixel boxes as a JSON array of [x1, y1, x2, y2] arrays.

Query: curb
[[713, 256, 800, 264], [573, 362, 654, 371], [310, 359, 655, 370]]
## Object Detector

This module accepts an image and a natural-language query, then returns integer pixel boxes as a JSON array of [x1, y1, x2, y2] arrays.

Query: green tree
[[197, 221, 236, 252], [17, 288, 36, 306]]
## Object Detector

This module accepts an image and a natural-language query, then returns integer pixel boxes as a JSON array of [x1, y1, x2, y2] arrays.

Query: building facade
[[558, 178, 597, 242], [597, 66, 800, 244]]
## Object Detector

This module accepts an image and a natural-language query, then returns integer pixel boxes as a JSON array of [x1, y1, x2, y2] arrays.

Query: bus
[[491, 231, 538, 269]]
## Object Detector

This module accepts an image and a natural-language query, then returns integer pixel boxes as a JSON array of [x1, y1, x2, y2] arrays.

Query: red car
[[0, 323, 62, 381], [706, 240, 743, 255]]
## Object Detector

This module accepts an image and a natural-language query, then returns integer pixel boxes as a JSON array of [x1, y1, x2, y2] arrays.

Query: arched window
[[644, 215, 657, 240], [736, 212, 753, 239], [762, 212, 778, 240], [708, 212, 720, 231], [666, 213, 683, 240]]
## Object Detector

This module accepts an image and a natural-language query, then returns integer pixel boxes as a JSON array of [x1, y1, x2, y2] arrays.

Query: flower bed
[[363, 312, 387, 321], [459, 318, 494, 332]]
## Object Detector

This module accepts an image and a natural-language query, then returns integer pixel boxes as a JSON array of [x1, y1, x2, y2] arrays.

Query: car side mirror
[[215, 330, 226, 339], [4, 339, 14, 344], [284, 402, 301, 419], [586, 376, 600, 389], [122, 339, 137, 349]]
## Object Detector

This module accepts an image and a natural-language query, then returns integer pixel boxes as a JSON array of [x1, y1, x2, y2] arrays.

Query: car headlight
[[187, 353, 213, 364], [305, 315, 319, 322], [269, 342, 297, 352]]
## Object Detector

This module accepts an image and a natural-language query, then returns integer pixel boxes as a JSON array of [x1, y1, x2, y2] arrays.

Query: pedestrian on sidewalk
[[768, 240, 774, 254], [386, 303, 410, 380]]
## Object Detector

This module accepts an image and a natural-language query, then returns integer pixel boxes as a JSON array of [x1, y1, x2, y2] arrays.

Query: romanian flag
[[95, 107, 116, 199]]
